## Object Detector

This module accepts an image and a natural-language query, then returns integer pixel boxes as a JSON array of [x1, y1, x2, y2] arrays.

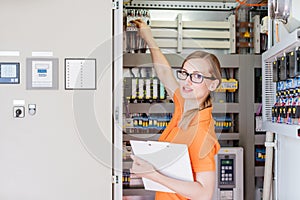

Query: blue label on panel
[[37, 69, 47, 73]]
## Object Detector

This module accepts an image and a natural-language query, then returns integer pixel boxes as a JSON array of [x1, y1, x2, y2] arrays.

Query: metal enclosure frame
[[117, 1, 263, 200], [262, 28, 300, 199], [262, 29, 300, 138], [113, 0, 124, 199]]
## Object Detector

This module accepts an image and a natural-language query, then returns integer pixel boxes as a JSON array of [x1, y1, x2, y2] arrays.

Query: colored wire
[[235, 0, 267, 22], [129, 68, 135, 78], [275, 21, 280, 43]]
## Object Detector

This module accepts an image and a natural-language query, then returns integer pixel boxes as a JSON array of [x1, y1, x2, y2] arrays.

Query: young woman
[[130, 19, 222, 200]]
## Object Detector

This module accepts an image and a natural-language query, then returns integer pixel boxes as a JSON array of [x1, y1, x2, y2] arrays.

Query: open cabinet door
[[113, 0, 124, 200], [0, 1, 113, 200]]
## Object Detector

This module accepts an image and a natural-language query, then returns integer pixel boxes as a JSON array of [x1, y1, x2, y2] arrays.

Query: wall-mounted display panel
[[0, 63, 20, 84], [26, 58, 59, 90]]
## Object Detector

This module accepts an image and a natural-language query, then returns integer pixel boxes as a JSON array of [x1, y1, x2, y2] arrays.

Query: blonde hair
[[178, 51, 222, 130]]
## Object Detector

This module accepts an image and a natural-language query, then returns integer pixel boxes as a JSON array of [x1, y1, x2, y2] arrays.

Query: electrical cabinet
[[1, 1, 113, 200], [113, 2, 264, 200], [0, 1, 265, 200], [262, 28, 300, 199]]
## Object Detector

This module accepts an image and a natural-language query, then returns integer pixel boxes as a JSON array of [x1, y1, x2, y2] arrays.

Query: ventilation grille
[[263, 61, 275, 122]]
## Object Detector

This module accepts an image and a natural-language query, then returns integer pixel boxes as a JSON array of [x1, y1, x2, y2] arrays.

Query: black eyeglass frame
[[176, 69, 216, 84]]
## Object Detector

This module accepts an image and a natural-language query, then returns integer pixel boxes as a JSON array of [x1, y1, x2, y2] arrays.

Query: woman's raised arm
[[131, 19, 179, 97]]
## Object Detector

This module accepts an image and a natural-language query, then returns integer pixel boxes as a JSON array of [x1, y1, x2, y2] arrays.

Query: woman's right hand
[[131, 19, 154, 44], [130, 155, 158, 180]]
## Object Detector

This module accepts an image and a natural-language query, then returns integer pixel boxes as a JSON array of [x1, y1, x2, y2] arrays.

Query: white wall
[[0, 0, 113, 199]]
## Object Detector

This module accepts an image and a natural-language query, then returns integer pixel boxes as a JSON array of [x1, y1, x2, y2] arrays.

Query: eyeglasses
[[176, 69, 216, 84]]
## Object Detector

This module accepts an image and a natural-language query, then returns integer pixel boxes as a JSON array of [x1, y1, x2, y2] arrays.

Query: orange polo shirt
[[155, 88, 220, 200]]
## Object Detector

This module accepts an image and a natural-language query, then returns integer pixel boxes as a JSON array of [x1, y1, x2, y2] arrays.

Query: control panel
[[219, 155, 235, 188], [213, 147, 243, 200], [271, 48, 300, 125], [0, 62, 20, 84]]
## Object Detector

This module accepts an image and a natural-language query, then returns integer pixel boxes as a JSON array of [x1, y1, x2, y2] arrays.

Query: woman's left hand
[[130, 155, 157, 180]]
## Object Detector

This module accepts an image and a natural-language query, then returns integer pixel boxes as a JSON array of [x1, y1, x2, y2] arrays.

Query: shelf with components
[[254, 127, 266, 178], [253, 65, 266, 178]]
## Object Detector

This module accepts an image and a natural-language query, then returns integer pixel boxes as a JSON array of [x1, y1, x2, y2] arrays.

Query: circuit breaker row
[[124, 113, 172, 134], [124, 113, 235, 134], [272, 48, 300, 124], [124, 9, 150, 53], [124, 77, 167, 103]]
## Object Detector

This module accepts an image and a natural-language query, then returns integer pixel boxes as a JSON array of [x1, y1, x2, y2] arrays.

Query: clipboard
[[130, 140, 194, 193]]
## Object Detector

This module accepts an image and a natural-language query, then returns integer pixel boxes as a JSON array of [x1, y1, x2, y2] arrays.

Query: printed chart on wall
[[65, 58, 96, 90]]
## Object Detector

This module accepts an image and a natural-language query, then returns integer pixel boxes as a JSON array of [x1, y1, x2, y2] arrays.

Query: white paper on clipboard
[[130, 140, 194, 193]]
